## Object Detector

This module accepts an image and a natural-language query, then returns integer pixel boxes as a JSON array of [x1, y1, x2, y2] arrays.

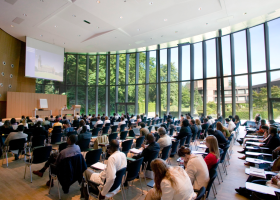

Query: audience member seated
[[225, 118, 236, 132], [42, 117, 50, 126], [75, 113, 80, 119], [167, 112, 172, 120], [101, 114, 106, 121], [52, 117, 63, 129], [174, 119, 192, 142], [195, 119, 202, 133], [234, 115, 241, 126], [77, 120, 86, 134], [204, 135, 220, 170], [20, 115, 25, 123], [62, 116, 69, 124], [179, 114, 184, 126], [90, 114, 97, 122], [34, 121, 48, 138], [103, 116, 111, 127], [144, 158, 197, 200], [33, 135, 81, 182], [34, 115, 43, 124], [94, 116, 103, 128], [140, 122, 149, 139], [202, 118, 210, 136], [4, 125, 27, 160], [136, 115, 142, 123], [117, 117, 126, 129], [190, 119, 198, 141], [216, 122, 230, 138], [208, 128, 228, 148], [26, 116, 32, 123], [154, 114, 159, 121], [63, 120, 71, 129], [133, 133, 160, 171], [178, 147, 210, 190], [0, 118, 3, 127], [49, 115, 55, 122], [82, 140, 127, 200], [256, 119, 268, 134], [217, 113, 223, 122], [207, 116, 215, 125], [77, 126, 91, 142], [0, 120, 13, 134], [157, 127, 172, 150]]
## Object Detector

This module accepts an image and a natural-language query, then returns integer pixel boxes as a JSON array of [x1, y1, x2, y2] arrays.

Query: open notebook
[[249, 167, 266, 179], [91, 162, 107, 170]]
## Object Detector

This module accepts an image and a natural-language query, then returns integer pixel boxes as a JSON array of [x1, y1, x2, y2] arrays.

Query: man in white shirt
[[154, 114, 159, 121], [34, 115, 43, 124], [76, 113, 80, 119], [83, 140, 127, 199], [225, 118, 236, 132], [94, 116, 103, 128], [4, 125, 27, 160], [118, 117, 126, 129], [157, 127, 172, 150]]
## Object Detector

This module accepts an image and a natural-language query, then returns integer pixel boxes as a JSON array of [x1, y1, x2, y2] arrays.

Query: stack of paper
[[130, 148, 142, 154], [91, 162, 107, 170], [249, 167, 266, 179]]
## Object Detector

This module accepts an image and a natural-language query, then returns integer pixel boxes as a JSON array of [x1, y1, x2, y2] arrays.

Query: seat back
[[120, 131, 128, 140], [128, 130, 135, 137], [97, 124, 103, 128], [169, 128, 174, 136], [108, 133, 118, 142], [102, 126, 110, 135], [170, 140, 179, 157], [67, 131, 77, 137], [220, 144, 230, 163], [147, 121, 151, 126], [105, 123, 111, 127], [111, 125, 118, 133], [126, 157, 144, 181], [9, 138, 26, 151], [77, 138, 90, 151], [179, 136, 187, 147], [32, 146, 52, 164], [92, 128, 100, 136], [206, 169, 217, 198], [120, 124, 126, 132], [210, 160, 220, 171], [109, 167, 127, 192], [136, 136, 145, 149], [121, 139, 133, 154], [85, 149, 102, 167], [151, 120, 155, 125], [154, 133, 160, 142], [148, 126, 152, 133], [51, 133, 63, 144], [31, 135, 46, 148], [195, 187, 206, 200], [44, 125, 51, 130], [161, 145, 172, 160]]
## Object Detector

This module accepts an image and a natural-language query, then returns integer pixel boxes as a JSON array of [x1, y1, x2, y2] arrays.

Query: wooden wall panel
[[7, 92, 67, 118]]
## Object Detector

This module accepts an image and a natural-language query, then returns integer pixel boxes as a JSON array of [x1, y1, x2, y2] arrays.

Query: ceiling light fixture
[[161, 35, 163, 37], [164, 19, 167, 21], [54, 25, 57, 27], [72, 14, 76, 17], [198, 7, 202, 11], [96, 0, 100, 3], [137, 29, 140, 31], [150, 38, 152, 40], [120, 16, 123, 19], [78, 35, 81, 37], [149, 2, 153, 5], [175, 31, 178, 33], [243, 12, 247, 15], [97, 26, 99, 28], [11, 25, 14, 27], [23, 14, 27, 16], [40, 35, 43, 37], [63, 42, 65, 44], [206, 23, 208, 25]]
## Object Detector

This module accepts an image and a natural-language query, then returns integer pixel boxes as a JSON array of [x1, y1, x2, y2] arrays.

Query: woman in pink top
[[136, 115, 142, 123], [204, 135, 220, 170]]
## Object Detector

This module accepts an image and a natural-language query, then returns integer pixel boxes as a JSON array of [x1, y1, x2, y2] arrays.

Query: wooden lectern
[[73, 105, 81, 115]]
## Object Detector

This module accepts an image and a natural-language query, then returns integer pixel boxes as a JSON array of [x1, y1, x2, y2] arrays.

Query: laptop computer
[[133, 128, 140, 136], [114, 122, 119, 126]]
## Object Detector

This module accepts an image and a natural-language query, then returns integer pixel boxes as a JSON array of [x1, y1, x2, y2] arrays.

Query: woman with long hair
[[216, 122, 230, 138], [144, 158, 196, 200], [204, 135, 220, 170]]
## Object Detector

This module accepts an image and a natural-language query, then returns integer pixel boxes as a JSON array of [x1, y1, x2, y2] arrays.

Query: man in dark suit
[[77, 126, 91, 142], [133, 133, 160, 170]]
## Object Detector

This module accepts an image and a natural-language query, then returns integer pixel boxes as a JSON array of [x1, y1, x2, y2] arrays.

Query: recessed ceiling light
[[198, 7, 202, 11], [115, 37, 117, 38], [96, 0, 100, 3], [164, 19, 167, 21], [161, 35, 163, 37], [40, 35, 43, 37], [23, 14, 27, 16], [206, 23, 208, 25], [120, 16, 123, 19], [150, 38, 152, 40], [54, 25, 57, 27], [97, 26, 99, 28], [243, 12, 247, 15], [175, 31, 178, 33], [11, 25, 14, 27], [137, 29, 140, 31], [129, 44, 131, 45], [149, 2, 153, 5], [78, 35, 81, 37], [72, 14, 76, 17], [63, 42, 65, 44]]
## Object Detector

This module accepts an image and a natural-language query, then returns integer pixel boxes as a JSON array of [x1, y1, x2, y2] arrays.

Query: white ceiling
[[1, 0, 280, 53]]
